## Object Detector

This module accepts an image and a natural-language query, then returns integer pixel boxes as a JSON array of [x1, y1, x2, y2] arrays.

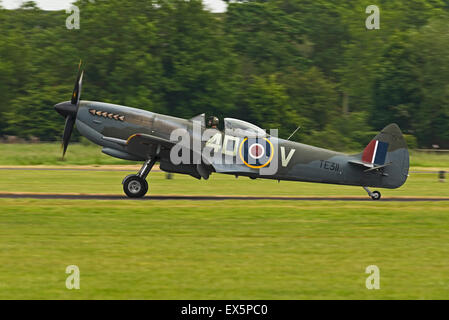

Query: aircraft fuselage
[[74, 101, 409, 190]]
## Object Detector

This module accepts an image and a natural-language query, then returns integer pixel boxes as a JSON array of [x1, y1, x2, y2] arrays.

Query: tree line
[[0, 0, 448, 149]]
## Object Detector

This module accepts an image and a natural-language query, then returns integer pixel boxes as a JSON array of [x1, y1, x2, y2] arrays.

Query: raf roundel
[[249, 143, 264, 159], [239, 137, 274, 169]]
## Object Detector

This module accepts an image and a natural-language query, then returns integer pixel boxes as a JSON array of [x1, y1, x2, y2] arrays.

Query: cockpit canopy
[[224, 118, 266, 138]]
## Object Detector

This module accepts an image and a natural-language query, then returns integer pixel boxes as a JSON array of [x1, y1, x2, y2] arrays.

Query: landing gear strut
[[122, 158, 156, 198], [363, 187, 381, 201]]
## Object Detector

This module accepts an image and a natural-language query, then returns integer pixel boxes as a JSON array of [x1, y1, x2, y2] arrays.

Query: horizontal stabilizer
[[348, 159, 375, 169], [363, 162, 392, 172], [348, 159, 392, 172]]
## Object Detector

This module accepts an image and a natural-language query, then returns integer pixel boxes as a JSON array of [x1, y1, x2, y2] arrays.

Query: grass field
[[0, 169, 447, 197], [0, 199, 448, 299], [0, 167, 448, 299], [0, 143, 448, 299], [0, 142, 448, 167], [0, 143, 132, 166]]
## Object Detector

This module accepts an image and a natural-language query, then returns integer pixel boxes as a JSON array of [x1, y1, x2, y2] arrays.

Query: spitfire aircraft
[[55, 64, 409, 199]]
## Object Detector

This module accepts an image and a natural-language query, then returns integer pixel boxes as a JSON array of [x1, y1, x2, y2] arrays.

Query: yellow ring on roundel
[[238, 137, 274, 169]]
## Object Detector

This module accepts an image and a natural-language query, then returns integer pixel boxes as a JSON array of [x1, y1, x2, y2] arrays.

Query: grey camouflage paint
[[74, 101, 409, 189]]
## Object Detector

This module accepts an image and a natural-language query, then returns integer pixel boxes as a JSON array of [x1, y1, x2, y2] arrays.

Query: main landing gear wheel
[[371, 191, 381, 201], [123, 175, 148, 198], [122, 158, 157, 198]]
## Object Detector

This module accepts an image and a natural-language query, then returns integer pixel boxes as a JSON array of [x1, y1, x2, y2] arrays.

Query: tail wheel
[[371, 191, 381, 201], [123, 175, 148, 198]]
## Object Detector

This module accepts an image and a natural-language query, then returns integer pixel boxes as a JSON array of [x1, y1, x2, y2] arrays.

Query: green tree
[[412, 16, 449, 147], [280, 67, 340, 133], [0, 0, 448, 148], [243, 74, 299, 138], [371, 31, 421, 131], [154, 0, 238, 118], [226, 1, 309, 76], [5, 85, 71, 140]]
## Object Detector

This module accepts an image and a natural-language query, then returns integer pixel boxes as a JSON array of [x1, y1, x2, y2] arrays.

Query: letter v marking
[[281, 147, 296, 167]]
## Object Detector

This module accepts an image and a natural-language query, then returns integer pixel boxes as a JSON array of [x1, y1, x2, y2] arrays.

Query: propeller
[[55, 61, 84, 158]]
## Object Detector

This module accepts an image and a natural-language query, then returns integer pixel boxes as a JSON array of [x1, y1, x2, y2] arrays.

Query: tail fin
[[362, 123, 410, 188]]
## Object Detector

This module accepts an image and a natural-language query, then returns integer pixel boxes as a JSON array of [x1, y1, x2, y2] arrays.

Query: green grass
[[0, 169, 447, 197], [0, 153, 447, 299], [0, 143, 448, 167], [0, 143, 133, 165], [0, 199, 448, 299], [409, 150, 449, 168]]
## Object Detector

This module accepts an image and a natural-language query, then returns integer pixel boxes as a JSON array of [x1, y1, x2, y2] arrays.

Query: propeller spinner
[[55, 61, 84, 158]]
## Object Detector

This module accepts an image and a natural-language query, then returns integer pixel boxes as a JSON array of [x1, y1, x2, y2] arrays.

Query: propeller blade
[[62, 115, 75, 158], [71, 60, 83, 105], [77, 70, 84, 104], [57, 60, 84, 158]]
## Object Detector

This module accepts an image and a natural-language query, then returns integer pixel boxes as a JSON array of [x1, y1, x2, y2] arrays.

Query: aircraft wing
[[126, 133, 175, 148], [125, 133, 176, 159], [102, 133, 176, 159]]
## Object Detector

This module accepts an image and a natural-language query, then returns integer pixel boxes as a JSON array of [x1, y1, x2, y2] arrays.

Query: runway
[[0, 193, 448, 201]]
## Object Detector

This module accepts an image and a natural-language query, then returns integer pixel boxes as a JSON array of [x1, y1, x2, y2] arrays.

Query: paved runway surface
[[0, 193, 448, 201]]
